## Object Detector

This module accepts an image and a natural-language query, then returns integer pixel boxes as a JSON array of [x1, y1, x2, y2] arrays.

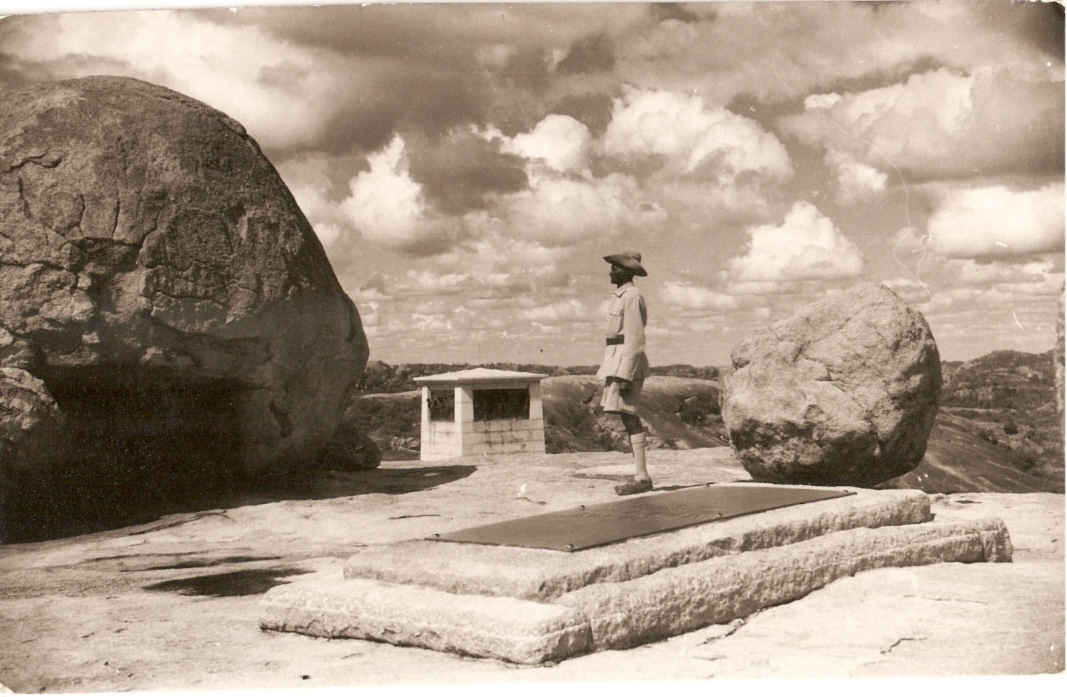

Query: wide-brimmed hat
[[603, 250, 647, 277]]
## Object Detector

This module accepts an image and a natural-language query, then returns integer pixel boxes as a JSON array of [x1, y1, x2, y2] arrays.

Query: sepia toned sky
[[1, 1, 1063, 366]]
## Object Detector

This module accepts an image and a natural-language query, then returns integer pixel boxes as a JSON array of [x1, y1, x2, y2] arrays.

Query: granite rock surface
[[0, 450, 1060, 687]]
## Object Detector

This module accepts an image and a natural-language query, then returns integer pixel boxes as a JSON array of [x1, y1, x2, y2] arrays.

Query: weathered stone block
[[260, 576, 591, 664], [556, 517, 1010, 650]]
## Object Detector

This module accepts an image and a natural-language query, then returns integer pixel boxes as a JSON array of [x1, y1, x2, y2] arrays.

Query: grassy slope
[[881, 412, 1064, 494]]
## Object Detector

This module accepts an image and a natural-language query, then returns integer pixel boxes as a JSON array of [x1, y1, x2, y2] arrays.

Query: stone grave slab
[[342, 485, 932, 600], [260, 485, 1013, 664], [431, 483, 853, 551]]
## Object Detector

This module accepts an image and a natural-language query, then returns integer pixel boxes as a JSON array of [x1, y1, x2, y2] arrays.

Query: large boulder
[[721, 283, 941, 487], [0, 76, 368, 539], [1056, 282, 1064, 441]]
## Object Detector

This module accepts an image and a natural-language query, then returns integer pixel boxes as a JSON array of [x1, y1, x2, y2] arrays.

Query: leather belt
[[606, 335, 624, 346]]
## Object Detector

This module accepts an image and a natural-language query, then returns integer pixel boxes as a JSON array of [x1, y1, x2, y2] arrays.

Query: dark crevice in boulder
[[4, 366, 247, 542]]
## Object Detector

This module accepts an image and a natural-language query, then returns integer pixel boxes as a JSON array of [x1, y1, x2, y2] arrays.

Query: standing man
[[597, 251, 652, 495]]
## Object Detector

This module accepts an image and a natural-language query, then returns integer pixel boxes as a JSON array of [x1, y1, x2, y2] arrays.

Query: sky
[[0, 1, 1063, 367]]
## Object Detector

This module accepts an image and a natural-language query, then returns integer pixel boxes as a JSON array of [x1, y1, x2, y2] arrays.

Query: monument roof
[[413, 367, 547, 385]]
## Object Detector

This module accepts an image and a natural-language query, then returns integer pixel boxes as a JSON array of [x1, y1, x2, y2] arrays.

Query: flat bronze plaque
[[430, 484, 853, 552]]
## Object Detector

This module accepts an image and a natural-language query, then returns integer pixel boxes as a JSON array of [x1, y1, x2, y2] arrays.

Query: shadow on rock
[[139, 555, 283, 571], [142, 566, 311, 597], [252, 464, 479, 501], [5, 464, 476, 544]]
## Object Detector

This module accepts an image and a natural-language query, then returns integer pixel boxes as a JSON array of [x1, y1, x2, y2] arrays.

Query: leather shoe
[[614, 478, 653, 495]]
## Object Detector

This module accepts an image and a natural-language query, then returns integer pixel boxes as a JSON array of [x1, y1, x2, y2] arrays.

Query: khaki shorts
[[600, 376, 643, 415]]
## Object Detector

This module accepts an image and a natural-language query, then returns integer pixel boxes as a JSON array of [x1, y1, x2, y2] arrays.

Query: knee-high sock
[[629, 431, 648, 480]]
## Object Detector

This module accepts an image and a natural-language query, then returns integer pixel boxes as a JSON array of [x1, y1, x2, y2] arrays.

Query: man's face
[[609, 263, 630, 285]]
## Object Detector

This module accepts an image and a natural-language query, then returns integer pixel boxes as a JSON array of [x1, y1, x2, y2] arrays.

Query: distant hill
[[880, 411, 1063, 493], [356, 360, 717, 394], [942, 350, 1056, 412], [934, 349, 1063, 485], [347, 350, 1063, 493]]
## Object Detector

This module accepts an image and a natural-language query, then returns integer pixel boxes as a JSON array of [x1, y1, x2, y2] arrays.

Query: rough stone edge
[[557, 517, 1012, 651], [259, 577, 591, 665], [262, 517, 1009, 664], [343, 488, 932, 600]]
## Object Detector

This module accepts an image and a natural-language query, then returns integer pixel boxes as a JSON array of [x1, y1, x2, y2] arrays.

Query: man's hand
[[616, 378, 632, 395]]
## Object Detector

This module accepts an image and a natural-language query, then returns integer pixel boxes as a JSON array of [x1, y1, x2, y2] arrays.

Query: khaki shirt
[[596, 281, 649, 382]]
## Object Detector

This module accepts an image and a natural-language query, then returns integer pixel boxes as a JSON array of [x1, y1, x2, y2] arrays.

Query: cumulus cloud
[[4, 11, 377, 153], [467, 120, 666, 250], [917, 287, 987, 314], [601, 87, 793, 182], [882, 277, 933, 305], [805, 93, 842, 110], [405, 269, 472, 296], [503, 114, 593, 173], [913, 257, 1063, 317], [519, 299, 588, 321], [8, 2, 1062, 169], [373, 266, 556, 305], [927, 182, 1064, 258], [357, 300, 381, 328], [779, 67, 1064, 179], [726, 280, 812, 297], [452, 228, 574, 272], [495, 170, 662, 248], [660, 282, 740, 311], [617, 1, 1061, 108], [327, 124, 650, 260], [1, 8, 506, 157], [360, 273, 388, 295], [277, 154, 356, 248], [916, 284, 1056, 315], [943, 258, 1058, 286], [339, 135, 433, 252], [824, 149, 888, 205], [5, 1, 1061, 365], [411, 312, 454, 333], [726, 202, 864, 283]]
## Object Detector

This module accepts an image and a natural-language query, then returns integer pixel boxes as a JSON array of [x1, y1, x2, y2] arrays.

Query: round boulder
[[721, 283, 941, 487], [0, 76, 368, 539], [318, 422, 383, 471]]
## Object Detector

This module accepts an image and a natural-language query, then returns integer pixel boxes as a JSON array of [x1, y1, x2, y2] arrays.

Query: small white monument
[[414, 368, 547, 461]]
